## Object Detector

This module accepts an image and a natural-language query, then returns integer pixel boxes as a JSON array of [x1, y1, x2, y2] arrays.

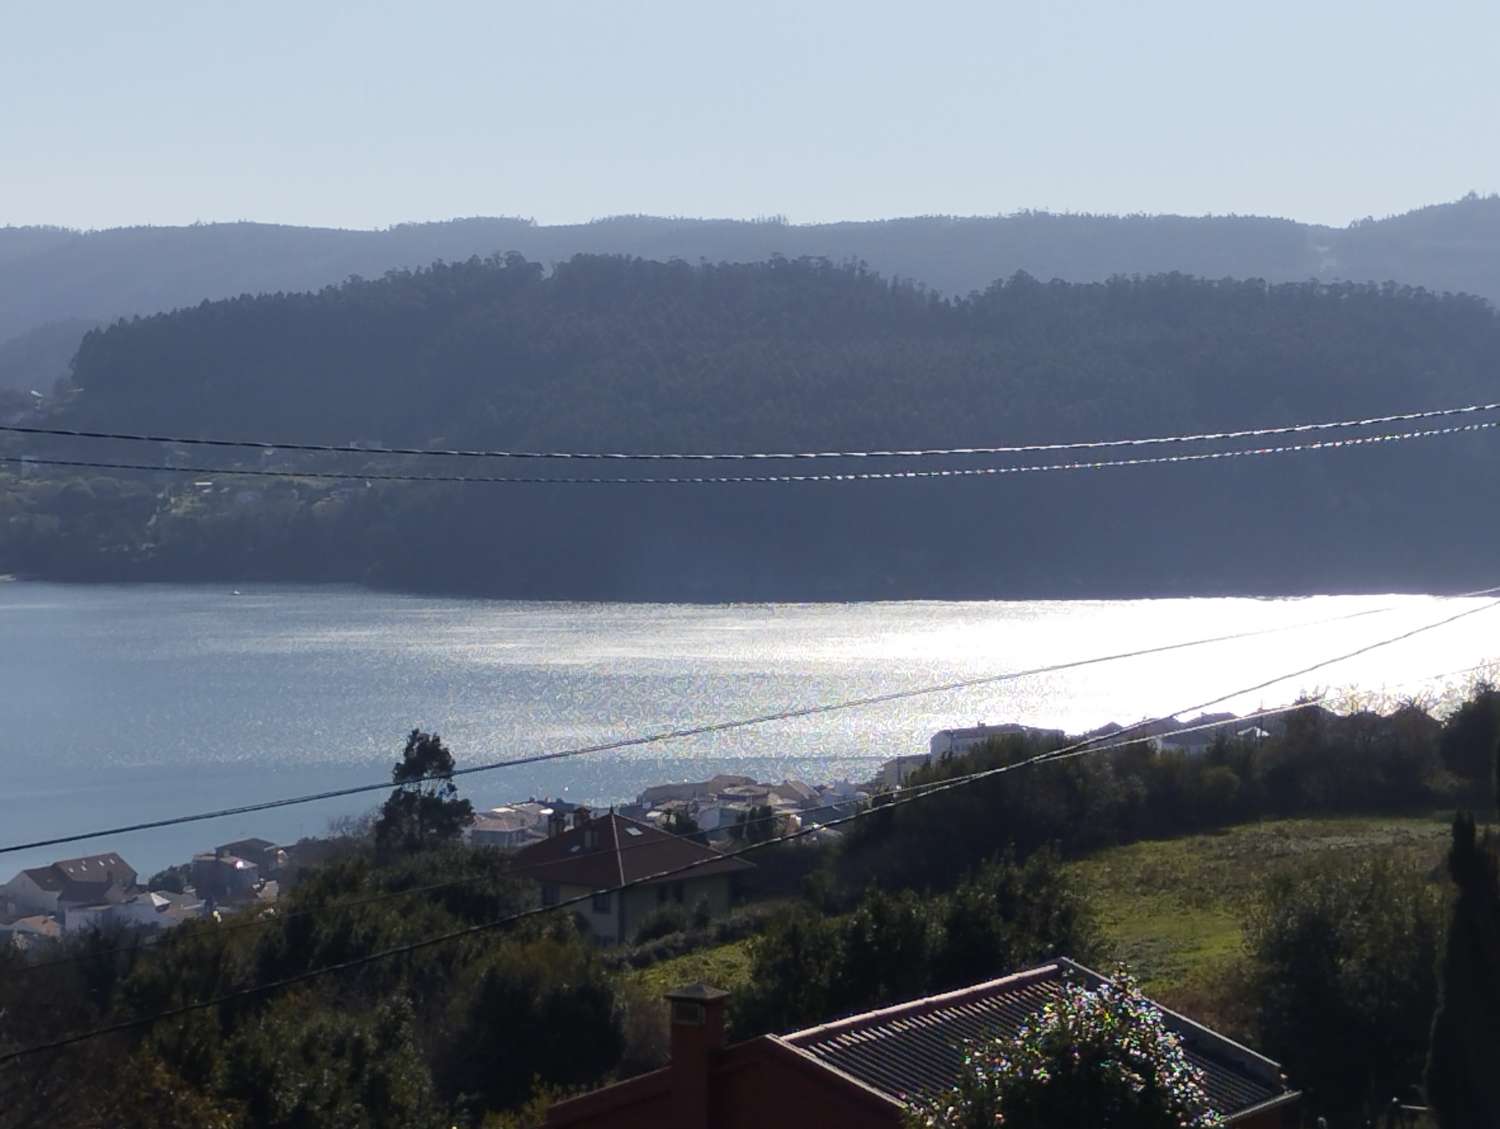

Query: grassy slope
[[618, 815, 1456, 1038], [1066, 815, 1453, 1036], [623, 937, 756, 998]]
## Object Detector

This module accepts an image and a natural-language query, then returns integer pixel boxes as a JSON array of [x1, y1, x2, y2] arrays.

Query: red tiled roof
[[513, 812, 753, 889]]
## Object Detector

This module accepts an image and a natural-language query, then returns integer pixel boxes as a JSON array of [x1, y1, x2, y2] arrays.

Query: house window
[[656, 885, 668, 905], [672, 882, 685, 904], [593, 891, 613, 914], [541, 883, 559, 906]]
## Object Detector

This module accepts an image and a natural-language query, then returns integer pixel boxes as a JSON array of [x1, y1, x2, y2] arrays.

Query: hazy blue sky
[[5, 0, 1498, 230]]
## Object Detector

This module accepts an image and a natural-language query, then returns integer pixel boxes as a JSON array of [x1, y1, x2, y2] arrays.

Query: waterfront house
[[545, 960, 1299, 1128], [214, 837, 288, 875], [929, 722, 1067, 759], [191, 852, 259, 903], [512, 811, 753, 945], [638, 775, 756, 808], [467, 808, 545, 850], [0, 852, 139, 917]]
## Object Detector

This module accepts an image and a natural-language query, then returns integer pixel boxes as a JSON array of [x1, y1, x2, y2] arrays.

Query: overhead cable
[[0, 698, 1325, 988], [7, 592, 1497, 1066], [4, 399, 1498, 461], [28, 649, 1498, 978], [0, 600, 1422, 857], [4, 420, 1497, 487]]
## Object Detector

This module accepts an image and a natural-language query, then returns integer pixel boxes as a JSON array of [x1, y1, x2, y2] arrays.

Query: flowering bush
[[912, 971, 1217, 1129]]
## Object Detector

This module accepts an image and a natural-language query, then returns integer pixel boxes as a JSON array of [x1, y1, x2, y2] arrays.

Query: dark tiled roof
[[782, 960, 1292, 1122], [53, 853, 136, 886], [513, 812, 753, 889], [18, 867, 65, 892], [217, 837, 277, 854]]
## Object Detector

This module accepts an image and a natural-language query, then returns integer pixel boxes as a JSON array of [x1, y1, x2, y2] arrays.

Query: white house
[[467, 808, 543, 850], [929, 722, 1066, 759], [0, 852, 139, 917]]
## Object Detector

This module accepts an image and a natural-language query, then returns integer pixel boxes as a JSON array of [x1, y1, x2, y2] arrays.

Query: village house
[[638, 775, 756, 809], [467, 807, 545, 850], [214, 837, 288, 875], [929, 721, 1067, 760], [0, 852, 206, 936], [881, 722, 1074, 785], [877, 752, 934, 789], [628, 776, 841, 840], [545, 960, 1299, 1129], [0, 913, 62, 952], [191, 851, 259, 903], [512, 811, 753, 945], [0, 852, 139, 918]]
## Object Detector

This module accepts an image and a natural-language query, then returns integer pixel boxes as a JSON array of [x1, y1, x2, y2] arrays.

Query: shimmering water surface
[[2, 582, 1495, 876]]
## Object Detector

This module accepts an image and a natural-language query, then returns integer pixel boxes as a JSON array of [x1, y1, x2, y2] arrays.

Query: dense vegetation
[[732, 852, 1097, 1036], [4, 254, 1499, 599], [835, 692, 1499, 891]]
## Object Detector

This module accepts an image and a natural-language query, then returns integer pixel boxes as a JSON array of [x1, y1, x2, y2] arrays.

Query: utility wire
[[20, 644, 1492, 983], [1025, 596, 1500, 771], [2, 699, 1325, 981], [6, 590, 1496, 1066], [35, 639, 1500, 979], [5, 400, 1498, 461], [0, 603, 1421, 858], [3, 421, 1497, 486]]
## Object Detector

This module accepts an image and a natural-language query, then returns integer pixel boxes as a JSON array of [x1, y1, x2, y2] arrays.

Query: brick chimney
[[572, 804, 592, 829], [663, 983, 729, 1129]]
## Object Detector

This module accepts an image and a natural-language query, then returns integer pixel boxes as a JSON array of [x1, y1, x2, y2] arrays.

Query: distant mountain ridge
[[4, 194, 1500, 392]]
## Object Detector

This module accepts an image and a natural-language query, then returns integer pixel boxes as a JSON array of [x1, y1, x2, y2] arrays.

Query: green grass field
[[1066, 814, 1454, 1033], [623, 937, 757, 997], [618, 815, 1457, 1034]]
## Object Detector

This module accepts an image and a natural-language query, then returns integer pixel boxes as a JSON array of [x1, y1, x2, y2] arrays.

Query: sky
[[3, 0, 1498, 231]]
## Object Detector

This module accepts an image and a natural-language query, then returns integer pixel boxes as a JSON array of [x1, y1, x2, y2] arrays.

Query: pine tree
[[373, 729, 474, 858]]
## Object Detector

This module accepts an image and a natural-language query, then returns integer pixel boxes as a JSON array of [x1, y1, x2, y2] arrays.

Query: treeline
[[838, 689, 1500, 890], [5, 255, 1500, 599], [0, 847, 627, 1128], [732, 852, 1096, 1036]]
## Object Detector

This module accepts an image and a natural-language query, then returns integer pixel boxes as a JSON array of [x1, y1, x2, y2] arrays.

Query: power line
[[6, 590, 1493, 1067], [5, 401, 1498, 461], [1027, 596, 1500, 771], [0, 697, 1323, 987], [30, 644, 1497, 979], [0, 704, 1386, 1066], [0, 602, 1418, 858], [4, 420, 1497, 487], [3, 596, 1494, 999]]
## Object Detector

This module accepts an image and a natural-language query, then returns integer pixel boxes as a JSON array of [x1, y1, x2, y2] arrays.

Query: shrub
[[633, 906, 690, 944], [1246, 855, 1446, 1123], [910, 971, 1214, 1129]]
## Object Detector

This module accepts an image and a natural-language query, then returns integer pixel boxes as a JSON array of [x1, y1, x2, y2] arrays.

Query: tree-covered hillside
[[4, 255, 1499, 600], [4, 194, 1500, 364]]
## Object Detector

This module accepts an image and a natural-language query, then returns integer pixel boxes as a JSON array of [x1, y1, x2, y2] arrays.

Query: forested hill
[[5, 193, 1500, 390], [6, 255, 1500, 600]]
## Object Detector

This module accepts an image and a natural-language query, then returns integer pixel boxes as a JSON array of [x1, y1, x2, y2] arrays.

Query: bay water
[[1, 582, 1495, 877]]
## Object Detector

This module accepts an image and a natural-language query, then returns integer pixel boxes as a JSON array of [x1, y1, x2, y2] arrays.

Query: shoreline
[[0, 573, 1477, 608]]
